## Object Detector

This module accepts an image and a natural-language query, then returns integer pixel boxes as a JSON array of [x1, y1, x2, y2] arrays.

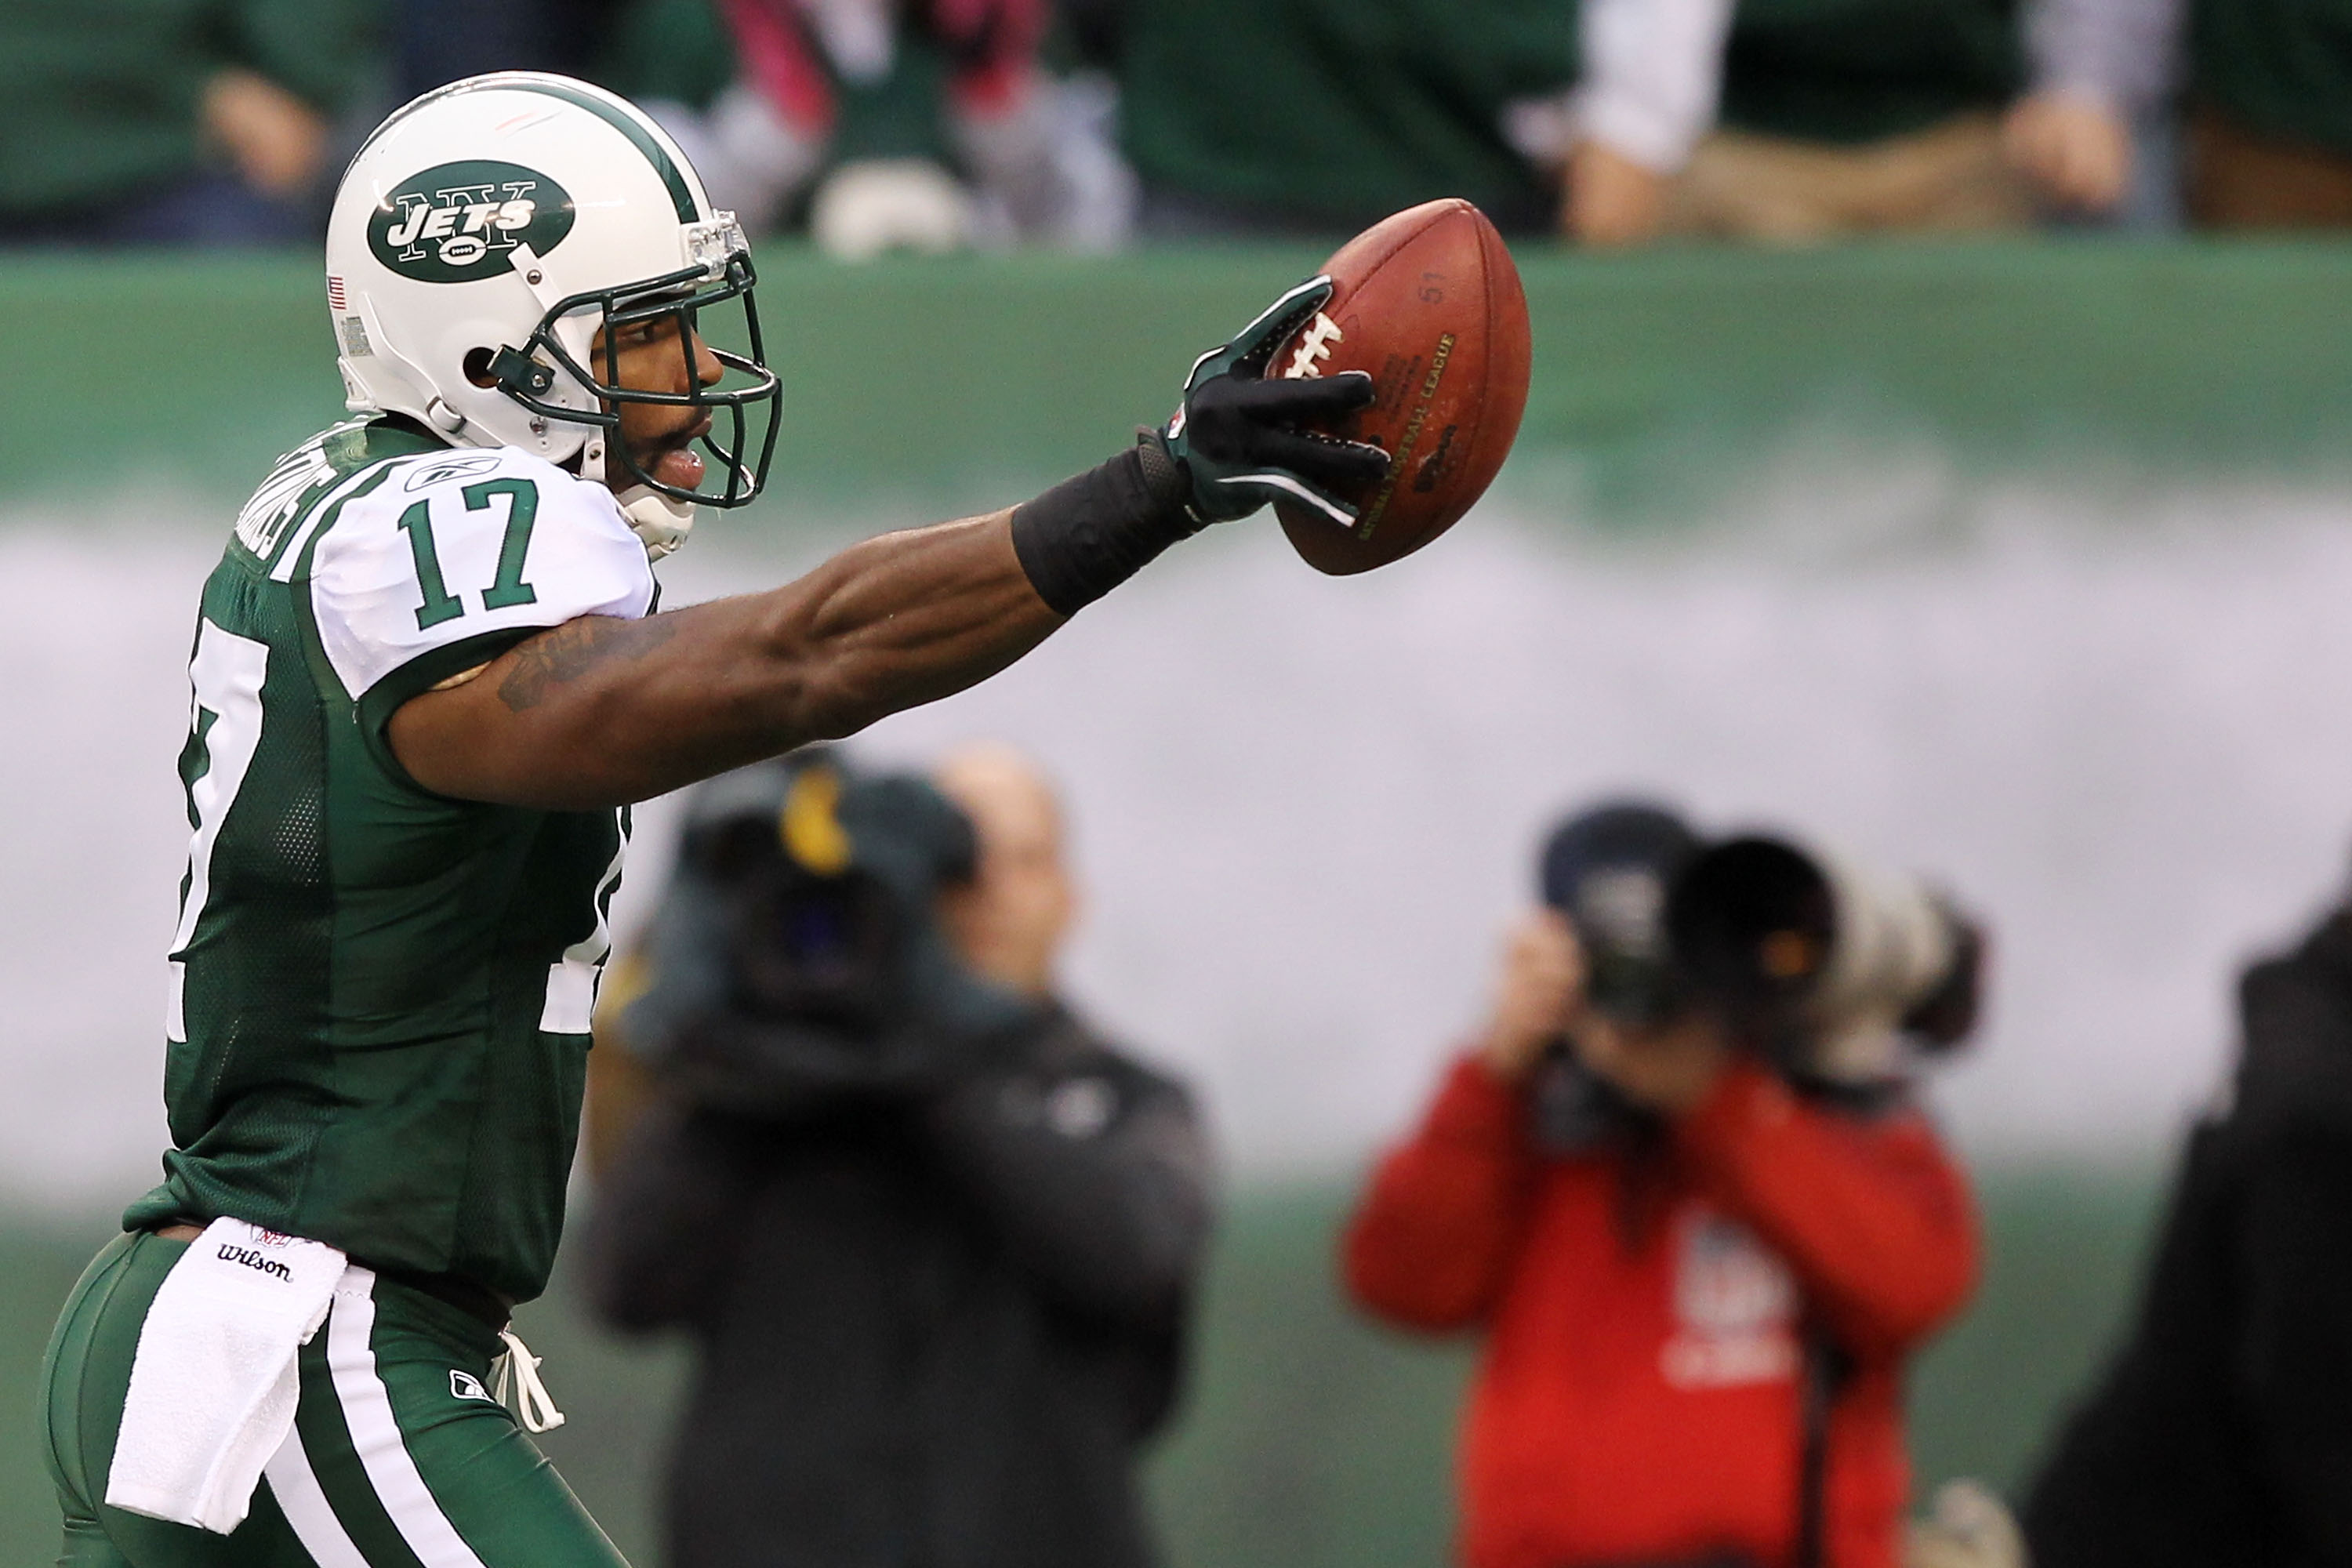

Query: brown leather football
[[1269, 198, 1533, 575]]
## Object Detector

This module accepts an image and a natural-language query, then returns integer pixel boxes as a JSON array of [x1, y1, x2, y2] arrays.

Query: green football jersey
[[122, 417, 658, 1305], [1120, 0, 1579, 234], [1721, 0, 2024, 146]]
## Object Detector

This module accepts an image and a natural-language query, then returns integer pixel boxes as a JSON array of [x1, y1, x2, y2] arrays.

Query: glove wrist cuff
[[1134, 427, 1200, 523], [1010, 439, 1200, 618]]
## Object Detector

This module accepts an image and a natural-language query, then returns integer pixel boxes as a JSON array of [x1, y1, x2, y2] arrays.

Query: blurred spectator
[[1118, 0, 1578, 238], [0, 0, 374, 245], [1345, 805, 1980, 1568], [2020, 0, 2352, 228], [1114, 0, 2145, 244], [2005, 0, 2175, 222], [1508, 0, 2206, 243], [2020, 889, 2352, 1567], [1528, 0, 2057, 244], [616, 0, 1135, 252], [396, 0, 627, 101], [583, 745, 1212, 1568], [2183, 0, 2352, 227]]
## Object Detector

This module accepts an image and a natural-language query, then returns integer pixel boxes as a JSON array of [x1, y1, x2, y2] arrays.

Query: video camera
[[683, 750, 973, 1032], [621, 749, 1035, 1113]]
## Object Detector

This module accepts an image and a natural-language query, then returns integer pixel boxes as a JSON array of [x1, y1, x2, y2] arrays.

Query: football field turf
[[0, 1170, 2161, 1567]]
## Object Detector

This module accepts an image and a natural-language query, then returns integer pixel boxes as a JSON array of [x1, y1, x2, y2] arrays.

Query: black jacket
[[582, 1003, 1213, 1568], [2023, 909, 2352, 1568]]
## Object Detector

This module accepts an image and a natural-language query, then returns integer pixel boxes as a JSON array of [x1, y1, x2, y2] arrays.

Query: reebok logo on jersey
[[214, 1243, 294, 1283], [450, 1370, 495, 1403], [405, 453, 505, 491], [368, 160, 576, 285]]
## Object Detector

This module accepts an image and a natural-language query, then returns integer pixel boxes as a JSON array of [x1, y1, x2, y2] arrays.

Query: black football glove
[[1160, 276, 1392, 527]]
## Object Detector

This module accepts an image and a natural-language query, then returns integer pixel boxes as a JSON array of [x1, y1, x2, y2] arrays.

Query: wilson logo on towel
[[213, 1244, 293, 1283]]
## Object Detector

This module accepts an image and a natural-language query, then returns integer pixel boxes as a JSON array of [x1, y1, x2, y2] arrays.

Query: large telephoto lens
[[1666, 837, 1836, 1029], [1668, 834, 1980, 1071]]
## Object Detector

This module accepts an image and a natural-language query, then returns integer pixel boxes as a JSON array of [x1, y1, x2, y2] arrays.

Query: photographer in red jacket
[[1345, 804, 1984, 1568]]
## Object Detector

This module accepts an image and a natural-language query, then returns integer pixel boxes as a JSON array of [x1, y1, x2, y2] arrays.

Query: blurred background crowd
[[11, 0, 2352, 256]]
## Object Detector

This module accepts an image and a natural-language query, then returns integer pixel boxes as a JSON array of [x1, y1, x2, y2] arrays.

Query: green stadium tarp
[[8, 238, 2352, 524]]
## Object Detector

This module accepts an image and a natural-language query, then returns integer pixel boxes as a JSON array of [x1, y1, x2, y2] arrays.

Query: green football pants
[[41, 1230, 630, 1568]]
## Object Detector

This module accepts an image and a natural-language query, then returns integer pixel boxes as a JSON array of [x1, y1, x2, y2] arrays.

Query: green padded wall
[[9, 240, 2352, 521]]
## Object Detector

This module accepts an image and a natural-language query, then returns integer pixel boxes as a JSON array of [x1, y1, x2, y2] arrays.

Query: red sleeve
[[1342, 1052, 1540, 1332], [1675, 1061, 1980, 1361]]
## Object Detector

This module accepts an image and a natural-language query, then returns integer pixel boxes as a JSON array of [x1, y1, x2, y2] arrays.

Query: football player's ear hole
[[463, 347, 498, 390]]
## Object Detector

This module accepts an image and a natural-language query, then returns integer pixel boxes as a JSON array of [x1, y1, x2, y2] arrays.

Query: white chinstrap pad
[[107, 1219, 350, 1534]]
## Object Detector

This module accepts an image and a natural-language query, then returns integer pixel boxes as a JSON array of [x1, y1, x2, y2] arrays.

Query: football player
[[38, 71, 1385, 1568]]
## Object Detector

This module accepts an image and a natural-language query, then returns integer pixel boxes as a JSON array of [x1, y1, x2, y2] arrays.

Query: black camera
[[622, 749, 1035, 1114], [1529, 803, 1984, 1149], [684, 751, 975, 1035], [1540, 801, 1704, 1028]]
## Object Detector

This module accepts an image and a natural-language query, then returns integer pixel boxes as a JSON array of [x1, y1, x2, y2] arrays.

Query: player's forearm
[[734, 509, 1061, 743], [391, 510, 1061, 808]]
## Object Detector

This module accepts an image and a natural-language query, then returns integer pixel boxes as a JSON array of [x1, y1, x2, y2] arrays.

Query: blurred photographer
[[582, 743, 1211, 1568], [1345, 803, 1984, 1568], [2020, 883, 2352, 1568]]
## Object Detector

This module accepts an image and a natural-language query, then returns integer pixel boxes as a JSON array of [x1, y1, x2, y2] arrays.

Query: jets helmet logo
[[368, 159, 576, 284]]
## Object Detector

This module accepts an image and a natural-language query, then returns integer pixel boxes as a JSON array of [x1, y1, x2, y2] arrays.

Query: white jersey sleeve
[[307, 447, 656, 715], [1570, 0, 1737, 173]]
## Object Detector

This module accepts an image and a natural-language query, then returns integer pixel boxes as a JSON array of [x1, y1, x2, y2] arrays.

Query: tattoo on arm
[[497, 615, 681, 713]]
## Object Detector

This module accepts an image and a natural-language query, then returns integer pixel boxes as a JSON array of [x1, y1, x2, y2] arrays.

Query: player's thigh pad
[[42, 1237, 626, 1568]]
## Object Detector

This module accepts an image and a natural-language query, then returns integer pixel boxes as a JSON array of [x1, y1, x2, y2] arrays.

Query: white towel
[[106, 1218, 348, 1534]]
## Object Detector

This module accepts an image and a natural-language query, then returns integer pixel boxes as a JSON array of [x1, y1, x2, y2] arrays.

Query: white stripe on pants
[[302, 1267, 492, 1568], [263, 1425, 370, 1568]]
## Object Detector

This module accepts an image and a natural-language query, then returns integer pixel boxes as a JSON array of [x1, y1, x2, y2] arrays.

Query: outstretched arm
[[392, 508, 1053, 809], [392, 278, 1386, 811]]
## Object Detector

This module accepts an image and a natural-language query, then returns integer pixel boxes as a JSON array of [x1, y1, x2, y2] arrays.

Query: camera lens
[[1667, 837, 1835, 1020]]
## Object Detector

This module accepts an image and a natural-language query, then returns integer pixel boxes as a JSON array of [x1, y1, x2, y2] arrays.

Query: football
[[1269, 198, 1532, 575]]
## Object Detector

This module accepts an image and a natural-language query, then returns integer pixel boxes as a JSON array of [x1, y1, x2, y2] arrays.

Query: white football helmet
[[325, 72, 782, 553]]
